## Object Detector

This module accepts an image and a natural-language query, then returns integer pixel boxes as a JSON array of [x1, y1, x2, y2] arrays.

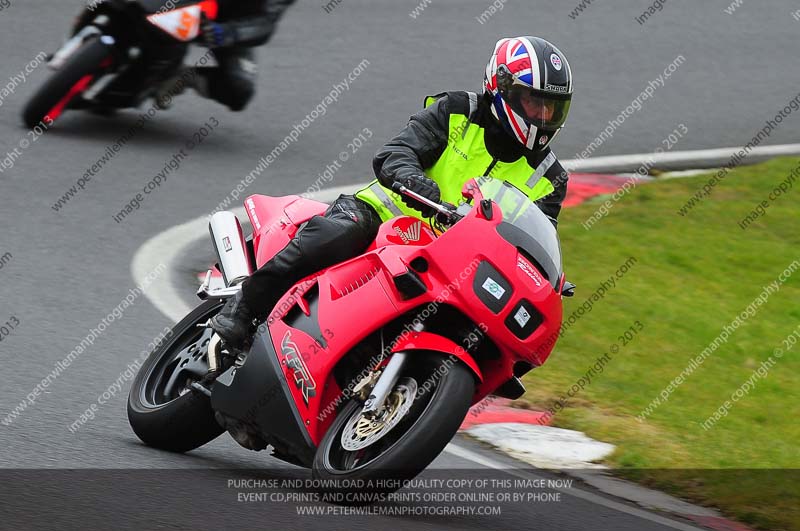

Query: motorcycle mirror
[[479, 199, 494, 220], [561, 281, 576, 297]]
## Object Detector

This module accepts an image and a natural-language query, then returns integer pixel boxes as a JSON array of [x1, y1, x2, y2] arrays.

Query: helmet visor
[[501, 84, 571, 130]]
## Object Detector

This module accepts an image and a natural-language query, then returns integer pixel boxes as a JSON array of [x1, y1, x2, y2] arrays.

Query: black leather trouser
[[240, 194, 382, 316], [197, 47, 258, 111]]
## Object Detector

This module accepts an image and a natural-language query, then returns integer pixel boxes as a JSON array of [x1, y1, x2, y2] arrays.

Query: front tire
[[127, 300, 225, 453], [312, 353, 475, 491], [22, 37, 111, 129]]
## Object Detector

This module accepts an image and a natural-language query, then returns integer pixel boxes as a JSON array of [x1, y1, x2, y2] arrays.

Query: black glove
[[199, 20, 237, 48], [398, 175, 441, 217]]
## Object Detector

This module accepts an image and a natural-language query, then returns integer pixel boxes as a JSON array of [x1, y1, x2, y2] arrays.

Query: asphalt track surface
[[1, 1, 799, 529]]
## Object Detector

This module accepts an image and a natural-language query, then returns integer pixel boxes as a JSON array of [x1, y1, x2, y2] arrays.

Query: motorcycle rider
[[211, 36, 574, 350], [156, 0, 296, 111]]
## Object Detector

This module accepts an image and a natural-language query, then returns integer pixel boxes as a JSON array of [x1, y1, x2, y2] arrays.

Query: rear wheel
[[312, 352, 475, 495], [22, 37, 111, 129], [127, 300, 225, 453]]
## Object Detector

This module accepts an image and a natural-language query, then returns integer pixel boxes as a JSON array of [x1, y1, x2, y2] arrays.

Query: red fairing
[[380, 206, 563, 399], [370, 216, 437, 250], [241, 187, 564, 446], [244, 194, 327, 268], [390, 331, 483, 381], [265, 254, 405, 445]]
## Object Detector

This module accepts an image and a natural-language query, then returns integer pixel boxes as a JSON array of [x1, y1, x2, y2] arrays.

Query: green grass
[[517, 158, 800, 531]]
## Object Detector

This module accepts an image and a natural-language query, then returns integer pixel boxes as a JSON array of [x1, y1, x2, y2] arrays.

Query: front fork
[[358, 322, 425, 417], [360, 352, 408, 417]]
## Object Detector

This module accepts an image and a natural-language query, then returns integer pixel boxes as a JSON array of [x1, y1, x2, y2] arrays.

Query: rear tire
[[312, 353, 475, 495], [127, 300, 225, 453], [22, 37, 110, 129]]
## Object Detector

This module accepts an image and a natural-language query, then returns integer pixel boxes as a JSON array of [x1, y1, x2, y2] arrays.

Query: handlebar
[[391, 182, 463, 225]]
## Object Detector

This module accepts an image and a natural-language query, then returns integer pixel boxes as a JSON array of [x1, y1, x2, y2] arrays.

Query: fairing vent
[[337, 265, 381, 298]]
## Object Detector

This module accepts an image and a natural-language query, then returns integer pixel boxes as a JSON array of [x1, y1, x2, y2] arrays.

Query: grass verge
[[518, 158, 800, 531]]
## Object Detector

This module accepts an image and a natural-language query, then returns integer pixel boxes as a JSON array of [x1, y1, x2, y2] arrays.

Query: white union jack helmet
[[484, 36, 573, 151]]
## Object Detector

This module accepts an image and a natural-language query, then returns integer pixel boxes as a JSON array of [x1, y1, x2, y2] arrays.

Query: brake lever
[[435, 202, 459, 226]]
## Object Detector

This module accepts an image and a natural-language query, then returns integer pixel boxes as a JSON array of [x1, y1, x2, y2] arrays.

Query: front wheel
[[127, 300, 225, 453], [312, 352, 475, 491], [22, 37, 111, 129]]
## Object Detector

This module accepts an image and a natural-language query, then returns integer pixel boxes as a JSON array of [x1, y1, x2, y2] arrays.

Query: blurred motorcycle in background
[[22, 0, 218, 128]]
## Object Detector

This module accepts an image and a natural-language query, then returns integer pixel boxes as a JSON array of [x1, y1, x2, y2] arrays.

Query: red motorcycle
[[22, 0, 218, 128], [127, 177, 573, 486]]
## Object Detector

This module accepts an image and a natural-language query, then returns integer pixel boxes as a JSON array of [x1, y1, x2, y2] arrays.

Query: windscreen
[[476, 177, 563, 285]]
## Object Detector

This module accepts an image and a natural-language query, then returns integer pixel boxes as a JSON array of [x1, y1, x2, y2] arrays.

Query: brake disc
[[340, 378, 418, 451]]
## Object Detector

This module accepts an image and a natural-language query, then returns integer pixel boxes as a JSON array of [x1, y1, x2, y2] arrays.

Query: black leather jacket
[[216, 0, 296, 47], [373, 91, 569, 224]]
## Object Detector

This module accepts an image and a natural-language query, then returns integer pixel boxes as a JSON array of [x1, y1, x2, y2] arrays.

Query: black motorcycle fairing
[[211, 326, 317, 466]]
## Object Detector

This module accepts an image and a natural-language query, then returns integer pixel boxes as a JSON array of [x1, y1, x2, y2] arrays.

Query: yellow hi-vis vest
[[355, 92, 557, 221]]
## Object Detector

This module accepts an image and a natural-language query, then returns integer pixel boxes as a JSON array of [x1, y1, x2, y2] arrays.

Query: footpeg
[[197, 269, 242, 301]]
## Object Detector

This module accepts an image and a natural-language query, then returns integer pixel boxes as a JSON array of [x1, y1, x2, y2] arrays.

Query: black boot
[[154, 67, 210, 110], [210, 290, 255, 351]]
